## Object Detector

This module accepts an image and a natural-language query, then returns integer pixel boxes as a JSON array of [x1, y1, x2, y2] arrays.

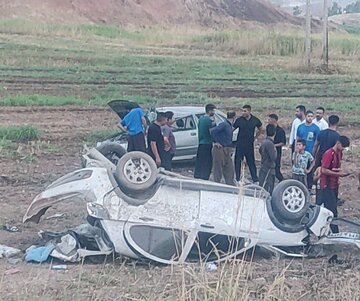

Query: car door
[[172, 115, 198, 160], [122, 185, 201, 264]]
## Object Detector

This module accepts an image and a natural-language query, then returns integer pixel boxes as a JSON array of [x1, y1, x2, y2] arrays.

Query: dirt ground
[[1, 106, 360, 300]]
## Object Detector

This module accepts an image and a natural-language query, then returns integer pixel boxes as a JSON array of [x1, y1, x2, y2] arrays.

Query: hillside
[[330, 13, 360, 26], [0, 0, 302, 27]]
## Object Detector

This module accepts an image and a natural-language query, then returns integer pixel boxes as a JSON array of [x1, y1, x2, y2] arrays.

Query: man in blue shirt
[[211, 111, 236, 186], [296, 110, 320, 189], [120, 104, 147, 152], [296, 110, 320, 154]]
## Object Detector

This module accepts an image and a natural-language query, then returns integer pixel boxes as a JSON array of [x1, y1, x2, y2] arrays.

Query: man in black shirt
[[268, 114, 286, 182], [233, 105, 264, 183], [147, 112, 167, 167], [313, 115, 340, 168]]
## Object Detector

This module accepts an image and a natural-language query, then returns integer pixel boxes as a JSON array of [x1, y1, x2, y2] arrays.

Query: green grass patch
[[342, 24, 360, 35], [0, 125, 40, 141], [0, 94, 84, 106], [0, 139, 17, 156]]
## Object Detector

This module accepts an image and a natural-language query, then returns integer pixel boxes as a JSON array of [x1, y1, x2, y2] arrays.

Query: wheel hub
[[282, 186, 306, 213], [123, 157, 152, 184]]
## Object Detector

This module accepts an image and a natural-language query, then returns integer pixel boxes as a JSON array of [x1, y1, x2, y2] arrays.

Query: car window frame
[[172, 114, 197, 132]]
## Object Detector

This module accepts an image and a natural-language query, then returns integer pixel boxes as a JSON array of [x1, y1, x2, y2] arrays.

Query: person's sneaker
[[253, 181, 259, 186]]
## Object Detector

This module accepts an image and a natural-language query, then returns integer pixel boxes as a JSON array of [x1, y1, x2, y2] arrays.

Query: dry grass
[[1, 256, 360, 301]]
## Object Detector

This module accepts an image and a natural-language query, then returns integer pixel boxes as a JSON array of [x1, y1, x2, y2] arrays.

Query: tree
[[328, 2, 342, 16], [293, 6, 302, 16], [345, 1, 360, 13]]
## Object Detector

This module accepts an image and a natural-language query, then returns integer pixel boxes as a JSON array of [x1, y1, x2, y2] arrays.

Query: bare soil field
[[1, 106, 360, 300]]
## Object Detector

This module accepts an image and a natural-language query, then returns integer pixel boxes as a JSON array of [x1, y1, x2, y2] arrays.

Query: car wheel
[[271, 180, 310, 222], [115, 151, 157, 191], [96, 142, 127, 165]]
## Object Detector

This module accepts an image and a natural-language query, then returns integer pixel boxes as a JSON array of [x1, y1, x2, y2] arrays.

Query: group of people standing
[[119, 102, 351, 233], [119, 103, 177, 171], [193, 103, 351, 233]]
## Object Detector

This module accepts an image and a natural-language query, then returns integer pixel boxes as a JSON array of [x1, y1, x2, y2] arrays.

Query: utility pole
[[305, 0, 311, 68], [322, 0, 329, 68]]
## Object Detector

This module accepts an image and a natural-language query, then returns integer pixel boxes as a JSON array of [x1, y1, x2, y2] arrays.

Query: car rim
[[282, 186, 306, 213], [123, 157, 152, 184]]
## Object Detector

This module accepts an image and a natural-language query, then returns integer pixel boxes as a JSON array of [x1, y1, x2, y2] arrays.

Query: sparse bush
[[0, 125, 40, 142]]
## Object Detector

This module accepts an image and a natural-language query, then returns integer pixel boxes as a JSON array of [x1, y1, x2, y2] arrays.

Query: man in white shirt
[[313, 106, 329, 131], [289, 105, 306, 153]]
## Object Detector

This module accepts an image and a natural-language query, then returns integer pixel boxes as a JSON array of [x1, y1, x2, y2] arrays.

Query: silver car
[[155, 106, 237, 161], [24, 149, 360, 264], [97, 101, 237, 163]]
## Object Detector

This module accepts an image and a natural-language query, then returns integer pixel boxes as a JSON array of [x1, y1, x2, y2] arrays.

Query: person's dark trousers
[[291, 142, 295, 154], [161, 151, 174, 171], [194, 144, 213, 180], [315, 186, 323, 205], [306, 161, 314, 190], [259, 168, 275, 194], [275, 154, 284, 182], [127, 132, 146, 152], [322, 187, 339, 233], [314, 154, 322, 169], [292, 174, 307, 187], [234, 145, 258, 182]]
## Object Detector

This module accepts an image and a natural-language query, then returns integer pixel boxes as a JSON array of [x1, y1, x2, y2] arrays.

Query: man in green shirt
[[194, 104, 216, 180]]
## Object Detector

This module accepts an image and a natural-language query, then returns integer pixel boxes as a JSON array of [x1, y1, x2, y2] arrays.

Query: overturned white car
[[23, 148, 360, 264]]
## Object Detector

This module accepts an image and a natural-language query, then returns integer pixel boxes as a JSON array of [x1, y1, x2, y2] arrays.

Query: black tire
[[115, 151, 157, 191], [96, 142, 127, 165], [271, 179, 310, 222]]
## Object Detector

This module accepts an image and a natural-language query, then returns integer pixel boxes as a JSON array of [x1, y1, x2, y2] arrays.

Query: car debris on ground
[[2, 224, 20, 232], [0, 245, 22, 259]]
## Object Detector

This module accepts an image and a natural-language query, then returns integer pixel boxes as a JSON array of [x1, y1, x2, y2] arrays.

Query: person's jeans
[[321, 187, 339, 233], [275, 153, 284, 182]]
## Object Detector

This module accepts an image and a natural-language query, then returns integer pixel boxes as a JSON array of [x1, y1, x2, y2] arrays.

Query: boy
[[296, 110, 320, 190], [292, 139, 314, 187], [259, 124, 277, 194]]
